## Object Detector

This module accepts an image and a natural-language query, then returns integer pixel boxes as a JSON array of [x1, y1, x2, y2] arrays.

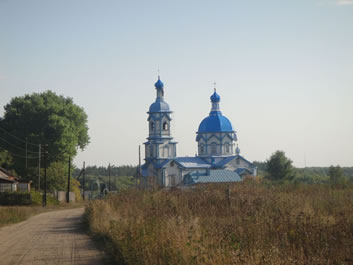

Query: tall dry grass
[[85, 181, 353, 265]]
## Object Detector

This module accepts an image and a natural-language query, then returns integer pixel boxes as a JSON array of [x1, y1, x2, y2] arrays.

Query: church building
[[141, 76, 256, 187]]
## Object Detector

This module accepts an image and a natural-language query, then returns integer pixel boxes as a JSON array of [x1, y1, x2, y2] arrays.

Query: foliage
[[73, 165, 137, 178], [328, 165, 345, 183], [0, 192, 31, 205], [30, 190, 59, 206], [0, 90, 89, 177], [73, 165, 136, 191], [71, 178, 82, 201], [265, 150, 294, 181], [0, 150, 13, 169], [85, 182, 353, 265], [44, 161, 68, 191]]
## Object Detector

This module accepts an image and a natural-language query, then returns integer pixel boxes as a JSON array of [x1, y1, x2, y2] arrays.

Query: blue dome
[[154, 78, 164, 89], [210, 91, 220, 102], [149, 100, 170, 113], [198, 114, 234, 133]]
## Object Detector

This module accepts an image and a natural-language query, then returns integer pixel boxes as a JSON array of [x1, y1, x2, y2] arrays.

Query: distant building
[[0, 168, 31, 192], [141, 77, 256, 187]]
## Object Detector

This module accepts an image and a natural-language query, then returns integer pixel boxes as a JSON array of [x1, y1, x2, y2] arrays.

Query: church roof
[[210, 90, 220, 102], [174, 157, 212, 168], [198, 114, 234, 133], [149, 99, 170, 113], [183, 169, 242, 185], [154, 76, 164, 89], [197, 90, 234, 133]]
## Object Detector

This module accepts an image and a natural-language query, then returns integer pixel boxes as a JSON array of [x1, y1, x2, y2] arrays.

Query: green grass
[[85, 181, 353, 265]]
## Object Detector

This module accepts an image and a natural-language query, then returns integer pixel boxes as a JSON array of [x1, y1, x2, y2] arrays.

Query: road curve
[[0, 207, 105, 265]]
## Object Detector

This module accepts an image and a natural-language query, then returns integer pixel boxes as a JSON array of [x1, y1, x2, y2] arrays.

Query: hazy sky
[[1, 0, 352, 168]]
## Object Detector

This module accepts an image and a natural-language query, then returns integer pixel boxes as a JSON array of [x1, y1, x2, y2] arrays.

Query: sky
[[0, 0, 352, 168]]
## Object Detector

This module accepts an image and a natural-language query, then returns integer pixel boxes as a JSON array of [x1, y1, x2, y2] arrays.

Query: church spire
[[154, 75, 164, 100], [210, 88, 221, 114]]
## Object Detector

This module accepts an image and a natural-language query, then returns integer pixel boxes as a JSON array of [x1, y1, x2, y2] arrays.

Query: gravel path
[[0, 207, 105, 265]]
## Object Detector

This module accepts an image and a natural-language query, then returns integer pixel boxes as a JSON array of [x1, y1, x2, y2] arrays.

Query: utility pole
[[108, 163, 111, 191], [67, 157, 71, 203], [137, 145, 141, 188], [25, 138, 28, 172], [43, 145, 48, 207], [38, 144, 41, 191], [82, 161, 85, 200]]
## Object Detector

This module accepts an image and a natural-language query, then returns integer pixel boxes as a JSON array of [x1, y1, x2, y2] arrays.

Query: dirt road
[[0, 208, 105, 265]]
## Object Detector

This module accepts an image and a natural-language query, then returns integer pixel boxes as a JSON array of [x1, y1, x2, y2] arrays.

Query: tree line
[[254, 151, 353, 184]]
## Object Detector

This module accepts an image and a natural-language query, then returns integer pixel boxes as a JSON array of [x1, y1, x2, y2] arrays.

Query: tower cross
[[213, 82, 216, 92]]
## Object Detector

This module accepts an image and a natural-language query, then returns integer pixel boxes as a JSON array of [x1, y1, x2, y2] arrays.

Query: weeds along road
[[0, 208, 105, 265]]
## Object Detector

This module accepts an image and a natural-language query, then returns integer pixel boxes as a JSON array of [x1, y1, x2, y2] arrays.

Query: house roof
[[0, 170, 16, 183]]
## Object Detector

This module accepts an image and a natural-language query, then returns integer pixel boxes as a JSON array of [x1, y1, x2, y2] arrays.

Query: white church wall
[[225, 157, 251, 171]]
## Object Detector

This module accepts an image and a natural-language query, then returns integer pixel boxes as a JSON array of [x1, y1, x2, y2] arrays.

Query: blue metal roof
[[174, 157, 211, 168], [149, 99, 170, 113], [154, 77, 164, 89], [215, 155, 255, 168], [183, 169, 242, 185], [198, 113, 234, 133], [210, 91, 220, 102]]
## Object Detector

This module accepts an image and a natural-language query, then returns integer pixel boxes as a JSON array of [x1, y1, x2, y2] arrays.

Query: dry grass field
[[85, 181, 353, 265]]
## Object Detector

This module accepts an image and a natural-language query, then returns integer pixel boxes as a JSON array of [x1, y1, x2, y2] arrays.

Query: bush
[[0, 192, 31, 205]]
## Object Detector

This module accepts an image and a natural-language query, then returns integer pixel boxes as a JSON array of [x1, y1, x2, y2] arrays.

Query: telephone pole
[[38, 144, 41, 190], [42, 145, 48, 207], [67, 157, 71, 203], [108, 163, 111, 191], [82, 161, 86, 200]]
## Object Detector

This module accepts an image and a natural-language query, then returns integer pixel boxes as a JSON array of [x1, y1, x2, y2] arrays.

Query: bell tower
[[144, 76, 177, 164]]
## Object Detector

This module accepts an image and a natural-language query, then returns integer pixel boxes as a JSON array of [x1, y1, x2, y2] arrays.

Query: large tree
[[265, 150, 294, 181], [0, 91, 89, 177], [328, 165, 345, 184]]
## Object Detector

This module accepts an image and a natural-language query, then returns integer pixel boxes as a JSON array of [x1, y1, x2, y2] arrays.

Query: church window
[[200, 144, 204, 153], [163, 121, 169, 131], [150, 146, 154, 157], [170, 161, 174, 167], [211, 143, 217, 154], [225, 143, 230, 153], [150, 122, 155, 131]]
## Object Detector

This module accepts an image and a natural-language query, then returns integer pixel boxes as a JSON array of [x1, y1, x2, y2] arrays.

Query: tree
[[265, 150, 294, 181], [0, 91, 89, 177], [328, 165, 344, 183]]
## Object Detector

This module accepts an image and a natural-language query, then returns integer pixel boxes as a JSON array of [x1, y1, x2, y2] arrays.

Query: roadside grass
[[85, 181, 353, 265], [0, 196, 86, 228]]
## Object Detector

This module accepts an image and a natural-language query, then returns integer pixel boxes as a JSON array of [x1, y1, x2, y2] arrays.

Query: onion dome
[[210, 90, 220, 102], [197, 90, 234, 133], [154, 76, 164, 89], [198, 115, 234, 133]]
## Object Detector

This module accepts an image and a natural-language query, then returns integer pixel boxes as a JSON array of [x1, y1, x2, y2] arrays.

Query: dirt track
[[0, 208, 105, 265]]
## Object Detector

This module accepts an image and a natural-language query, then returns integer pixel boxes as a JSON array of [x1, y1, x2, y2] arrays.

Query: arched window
[[225, 143, 230, 153], [200, 144, 204, 154], [211, 143, 217, 154], [150, 121, 155, 131], [149, 145, 154, 157], [163, 121, 169, 131]]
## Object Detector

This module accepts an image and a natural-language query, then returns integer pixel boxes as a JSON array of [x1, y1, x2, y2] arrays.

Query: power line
[[0, 136, 39, 154], [0, 126, 39, 147], [0, 146, 38, 159]]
